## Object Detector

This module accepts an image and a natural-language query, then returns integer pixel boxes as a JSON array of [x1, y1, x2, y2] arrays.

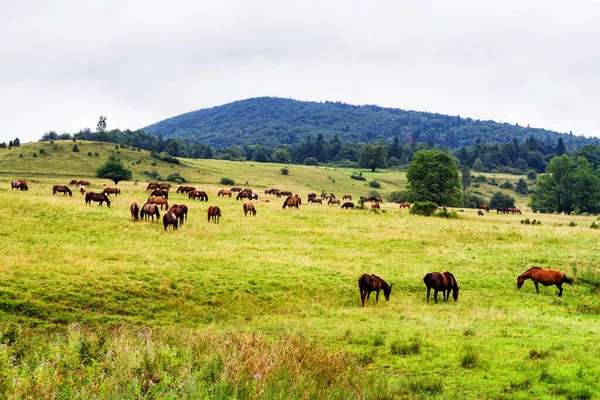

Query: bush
[[220, 177, 235, 185], [87, 152, 92, 156], [500, 180, 513, 189], [39, 149, 45, 154], [368, 180, 381, 188], [437, 209, 458, 219], [350, 172, 366, 181], [462, 192, 486, 208], [490, 192, 515, 209], [409, 201, 439, 216], [280, 167, 289, 176], [33, 153, 37, 158], [151, 152, 180, 164], [72, 144, 79, 152], [304, 157, 318, 166], [591, 222, 599, 229], [166, 173, 186, 184], [388, 190, 414, 203], [473, 175, 488, 183], [143, 170, 160, 179], [527, 170, 538, 180]]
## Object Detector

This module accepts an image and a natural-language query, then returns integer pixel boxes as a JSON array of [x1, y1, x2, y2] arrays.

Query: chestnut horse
[[176, 186, 195, 194], [517, 267, 573, 297], [218, 189, 232, 197], [85, 192, 111, 207], [163, 211, 178, 231], [69, 179, 79, 186], [342, 194, 352, 200], [11, 180, 28, 191], [141, 203, 160, 221], [236, 191, 252, 201], [53, 185, 72, 196], [358, 274, 392, 307], [169, 204, 187, 225], [328, 198, 341, 205], [148, 196, 169, 210], [146, 182, 158, 190], [371, 202, 380, 209], [243, 202, 256, 216], [78, 180, 90, 186], [130, 202, 140, 221], [423, 271, 459, 303], [399, 202, 411, 209], [282, 195, 300, 209], [207, 206, 221, 223], [103, 187, 121, 196]]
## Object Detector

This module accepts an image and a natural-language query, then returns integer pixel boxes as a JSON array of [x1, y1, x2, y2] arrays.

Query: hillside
[[143, 97, 600, 149]]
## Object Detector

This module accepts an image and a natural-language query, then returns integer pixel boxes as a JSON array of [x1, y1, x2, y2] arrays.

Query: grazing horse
[[85, 192, 111, 207], [176, 186, 195, 194], [207, 206, 221, 223], [218, 189, 232, 197], [150, 189, 168, 199], [148, 196, 169, 210], [69, 179, 79, 186], [517, 267, 573, 297], [231, 187, 243, 192], [243, 202, 256, 216], [399, 202, 411, 209], [423, 272, 459, 303], [342, 194, 352, 200], [11, 180, 28, 191], [78, 180, 90, 186], [141, 203, 160, 221], [236, 191, 252, 201], [358, 274, 392, 307], [280, 190, 292, 197], [328, 198, 341, 205], [103, 187, 121, 196], [308, 197, 322, 204], [80, 186, 86, 195], [282, 195, 300, 209], [53, 185, 72, 196], [168, 204, 186, 225], [163, 211, 178, 231], [188, 190, 208, 201], [130, 202, 140, 221], [478, 210, 484, 216], [341, 202, 355, 209], [158, 183, 170, 191], [146, 182, 158, 190], [478, 204, 490, 212], [371, 202, 380, 209]]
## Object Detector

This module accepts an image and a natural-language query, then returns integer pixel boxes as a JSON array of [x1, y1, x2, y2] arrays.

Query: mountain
[[142, 97, 600, 149]]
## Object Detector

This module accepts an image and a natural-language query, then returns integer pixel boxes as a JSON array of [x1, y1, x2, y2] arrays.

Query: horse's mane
[[522, 267, 542, 273], [371, 274, 390, 289]]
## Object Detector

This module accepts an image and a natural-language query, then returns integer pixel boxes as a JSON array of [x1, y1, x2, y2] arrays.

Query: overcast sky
[[2, 1, 600, 143]]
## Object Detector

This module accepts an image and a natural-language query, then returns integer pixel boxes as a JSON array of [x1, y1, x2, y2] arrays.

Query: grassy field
[[0, 142, 598, 399]]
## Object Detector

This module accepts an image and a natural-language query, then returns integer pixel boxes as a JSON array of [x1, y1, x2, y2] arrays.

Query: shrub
[[500, 180, 513, 189], [143, 170, 160, 179], [304, 157, 318, 166], [527, 170, 538, 180], [166, 173, 186, 184], [39, 149, 45, 154], [368, 180, 381, 188], [409, 201, 439, 216], [87, 152, 92, 156], [473, 175, 488, 183], [280, 168, 289, 176], [591, 222, 599, 229], [151, 152, 180, 164], [463, 193, 486, 209], [437, 209, 458, 219], [350, 172, 366, 181], [220, 177, 235, 185], [490, 192, 515, 209], [72, 144, 79, 152], [33, 153, 37, 158]]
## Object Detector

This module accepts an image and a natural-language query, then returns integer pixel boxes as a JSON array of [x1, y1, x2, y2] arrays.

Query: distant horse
[[163, 211, 178, 231], [342, 194, 352, 200], [85, 192, 111, 207], [371, 202, 380, 209], [130, 202, 140, 221], [517, 267, 573, 297], [236, 191, 252, 201], [508, 207, 522, 214], [308, 197, 322, 204], [150, 189, 168, 199], [188, 190, 208, 201], [368, 196, 382, 203], [148, 196, 169, 210], [176, 204, 188, 223], [103, 187, 121, 196], [478, 210, 484, 216], [11, 180, 28, 191], [243, 202, 256, 216], [80, 186, 86, 195], [497, 207, 507, 213], [176, 186, 195, 194], [358, 274, 392, 307], [479, 204, 490, 212], [78, 180, 90, 186], [53, 185, 72, 196], [141, 203, 160, 221], [207, 206, 221, 223], [280, 190, 292, 197], [146, 182, 158, 190], [282, 195, 300, 209], [341, 202, 355, 209], [423, 271, 459, 303], [328, 199, 341, 205], [218, 189, 232, 197], [399, 202, 411, 209], [158, 183, 170, 191], [69, 179, 79, 186], [231, 187, 243, 192]]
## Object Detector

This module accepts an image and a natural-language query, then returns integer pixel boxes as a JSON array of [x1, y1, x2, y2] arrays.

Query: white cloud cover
[[2, 0, 600, 143]]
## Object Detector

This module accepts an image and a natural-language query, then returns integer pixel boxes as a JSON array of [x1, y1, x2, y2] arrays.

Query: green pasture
[[0, 142, 598, 398]]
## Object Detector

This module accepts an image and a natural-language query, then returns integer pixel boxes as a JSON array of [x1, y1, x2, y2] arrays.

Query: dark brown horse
[[130, 202, 140, 221], [163, 211, 178, 231], [328, 198, 341, 205], [478, 204, 490, 212], [78, 180, 90, 186], [85, 192, 111, 207], [243, 202, 256, 216], [53, 185, 72, 196], [176, 186, 195, 194], [517, 267, 573, 297], [141, 203, 160, 221], [341, 202, 355, 209], [207, 206, 221, 223], [231, 187, 243, 192], [11, 180, 28, 191], [158, 183, 170, 191], [236, 191, 252, 201], [342, 194, 352, 200], [423, 272, 459, 303], [150, 189, 168, 199], [308, 197, 322, 204], [146, 182, 158, 190], [103, 187, 121, 196], [358, 274, 392, 307], [69, 179, 79, 186], [371, 202, 380, 209], [399, 202, 411, 209], [282, 195, 300, 209], [169, 204, 187, 225], [189, 190, 208, 201], [478, 209, 484, 216]]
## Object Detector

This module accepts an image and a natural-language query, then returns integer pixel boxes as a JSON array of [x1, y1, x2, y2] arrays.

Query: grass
[[0, 141, 599, 398]]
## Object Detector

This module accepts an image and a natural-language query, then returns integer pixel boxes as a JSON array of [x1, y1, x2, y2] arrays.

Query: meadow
[[0, 141, 598, 399]]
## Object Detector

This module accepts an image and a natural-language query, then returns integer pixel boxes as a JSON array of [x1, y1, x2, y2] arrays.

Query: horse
[[508, 207, 522, 214], [103, 187, 121, 196], [207, 206, 221, 223], [80, 186, 86, 195], [517, 267, 573, 297], [231, 187, 243, 192], [148, 196, 169, 210], [371, 202, 380, 209], [358, 274, 392, 307], [130, 202, 140, 221], [218, 189, 232, 197], [282, 195, 300, 209], [188, 190, 208, 201], [478, 210, 484, 216], [176, 204, 188, 223], [78, 180, 90, 186], [158, 183, 170, 191], [11, 180, 28, 191], [169, 204, 187, 225], [497, 207, 507, 213], [236, 191, 252, 201], [308, 197, 322, 204], [341, 202, 355, 209], [368, 196, 382, 203], [479, 204, 490, 212], [328, 199, 341, 205], [146, 182, 158, 190], [52, 185, 72, 196], [342, 194, 352, 200], [85, 192, 111, 207], [243, 202, 257, 216], [69, 179, 79, 186], [280, 190, 292, 197], [176, 186, 195, 194], [141, 203, 160, 221], [399, 202, 411, 209], [150, 189, 168, 199], [423, 272, 459, 303], [163, 211, 178, 231]]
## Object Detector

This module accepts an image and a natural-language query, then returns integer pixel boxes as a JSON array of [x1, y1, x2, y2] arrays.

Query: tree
[[72, 144, 79, 152], [96, 152, 132, 184], [529, 155, 575, 214], [406, 150, 462, 206], [359, 144, 388, 172], [13, 138, 20, 147], [572, 157, 600, 214], [252, 147, 268, 162], [473, 158, 484, 172], [515, 178, 529, 195], [555, 138, 567, 156], [97, 116, 107, 133], [489, 192, 515, 209], [460, 162, 471, 193], [272, 148, 292, 164]]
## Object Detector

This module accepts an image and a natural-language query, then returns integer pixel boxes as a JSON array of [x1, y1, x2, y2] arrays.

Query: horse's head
[[453, 286, 460, 301], [517, 275, 524, 289], [384, 284, 392, 301]]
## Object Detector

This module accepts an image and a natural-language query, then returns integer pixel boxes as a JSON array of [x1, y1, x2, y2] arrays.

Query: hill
[[143, 97, 600, 149]]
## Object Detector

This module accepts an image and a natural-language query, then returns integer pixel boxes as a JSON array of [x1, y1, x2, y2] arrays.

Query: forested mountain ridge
[[143, 97, 599, 149]]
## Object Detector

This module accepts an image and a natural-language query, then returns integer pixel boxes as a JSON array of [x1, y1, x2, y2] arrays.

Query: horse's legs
[[534, 281, 539, 294], [426, 286, 431, 303], [433, 290, 438, 303], [360, 289, 366, 307], [375, 289, 380, 303], [557, 283, 563, 297]]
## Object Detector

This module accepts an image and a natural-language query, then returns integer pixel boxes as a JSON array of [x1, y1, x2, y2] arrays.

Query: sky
[[2, 0, 600, 143]]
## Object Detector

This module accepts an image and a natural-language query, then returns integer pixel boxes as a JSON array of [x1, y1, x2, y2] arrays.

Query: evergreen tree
[[555, 138, 567, 156]]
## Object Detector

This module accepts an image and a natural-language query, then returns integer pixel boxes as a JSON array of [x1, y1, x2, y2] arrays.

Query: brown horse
[[358, 274, 392, 307], [517, 267, 573, 297], [103, 187, 121, 196], [280, 190, 292, 197], [231, 187, 243, 192], [78, 180, 90, 186], [308, 197, 322, 204], [236, 191, 252, 201], [163, 211, 178, 231], [158, 183, 170, 191], [371, 202, 380, 209], [423, 272, 459, 303], [85, 192, 111, 207], [80, 186, 86, 195], [399, 202, 411, 209], [176, 186, 195, 194], [328, 198, 341, 205], [342, 194, 352, 200], [130, 202, 140, 221], [341, 202, 355, 209], [169, 204, 187, 225], [282, 195, 300, 209], [141, 203, 160, 221], [188, 190, 208, 201], [11, 180, 28, 191], [478, 210, 484, 216], [150, 189, 168, 199], [478, 204, 490, 212], [243, 202, 256, 216], [148, 196, 169, 210], [69, 179, 79, 186], [207, 206, 221, 223], [218, 189, 232, 197], [146, 182, 158, 190], [53, 185, 72, 196]]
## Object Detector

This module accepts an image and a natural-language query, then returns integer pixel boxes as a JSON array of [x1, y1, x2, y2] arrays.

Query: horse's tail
[[562, 275, 573, 285]]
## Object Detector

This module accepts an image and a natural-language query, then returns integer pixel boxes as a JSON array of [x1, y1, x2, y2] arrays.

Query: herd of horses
[[359, 266, 573, 307]]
